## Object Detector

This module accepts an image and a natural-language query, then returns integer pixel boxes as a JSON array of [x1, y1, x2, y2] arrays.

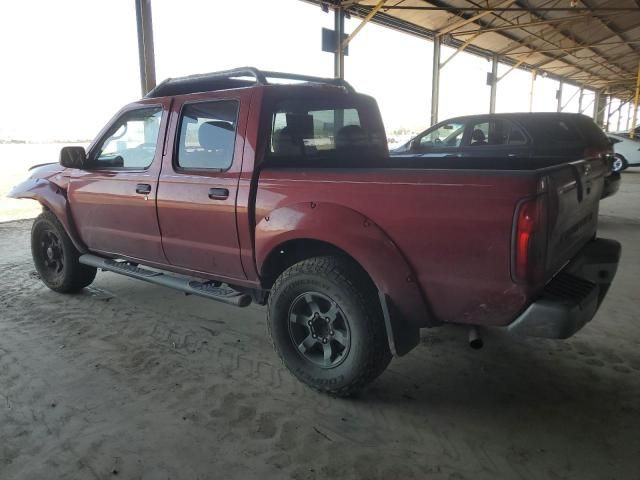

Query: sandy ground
[[1, 173, 639, 480]]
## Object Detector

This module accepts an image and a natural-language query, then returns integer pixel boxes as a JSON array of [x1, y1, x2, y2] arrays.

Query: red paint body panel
[[254, 169, 538, 327], [155, 89, 252, 280], [11, 81, 608, 332], [8, 163, 86, 252], [253, 200, 430, 327], [67, 98, 172, 263]]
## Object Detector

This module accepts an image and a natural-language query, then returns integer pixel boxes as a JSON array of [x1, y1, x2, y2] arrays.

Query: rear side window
[[177, 101, 238, 170], [466, 119, 527, 146], [523, 117, 584, 146], [573, 116, 609, 149]]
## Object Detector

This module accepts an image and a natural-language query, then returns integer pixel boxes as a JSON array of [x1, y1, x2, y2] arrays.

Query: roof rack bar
[[261, 70, 355, 92], [145, 66, 355, 98]]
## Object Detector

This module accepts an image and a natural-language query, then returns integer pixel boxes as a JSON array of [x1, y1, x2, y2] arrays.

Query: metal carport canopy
[[306, 0, 640, 132], [133, 1, 640, 132], [311, 1, 640, 96]]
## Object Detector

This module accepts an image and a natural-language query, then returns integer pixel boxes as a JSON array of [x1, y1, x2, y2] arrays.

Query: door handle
[[208, 187, 229, 200], [136, 183, 152, 195]]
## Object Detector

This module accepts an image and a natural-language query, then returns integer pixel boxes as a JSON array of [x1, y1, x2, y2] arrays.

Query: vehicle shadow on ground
[[357, 325, 638, 463]]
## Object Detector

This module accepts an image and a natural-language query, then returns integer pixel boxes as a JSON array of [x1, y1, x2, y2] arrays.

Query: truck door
[[156, 90, 250, 281], [68, 100, 171, 263]]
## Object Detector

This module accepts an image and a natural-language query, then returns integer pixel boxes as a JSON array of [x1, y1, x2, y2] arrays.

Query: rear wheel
[[612, 154, 628, 173], [31, 211, 96, 293], [267, 256, 391, 396]]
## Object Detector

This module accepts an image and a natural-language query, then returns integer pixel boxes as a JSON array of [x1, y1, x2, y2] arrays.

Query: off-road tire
[[31, 211, 96, 293], [267, 256, 391, 397]]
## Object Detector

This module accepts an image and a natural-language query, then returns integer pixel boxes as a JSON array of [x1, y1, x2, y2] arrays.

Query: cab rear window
[[264, 95, 387, 166]]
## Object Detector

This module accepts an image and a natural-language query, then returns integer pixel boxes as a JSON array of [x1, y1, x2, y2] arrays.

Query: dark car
[[392, 113, 620, 198]]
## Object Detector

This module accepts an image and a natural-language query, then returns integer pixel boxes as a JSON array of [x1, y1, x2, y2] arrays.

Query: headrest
[[471, 129, 486, 142], [335, 125, 367, 149], [273, 126, 302, 155]]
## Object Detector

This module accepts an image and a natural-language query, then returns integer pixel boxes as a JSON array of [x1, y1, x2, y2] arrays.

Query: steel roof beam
[[580, 0, 640, 62], [340, 0, 385, 49], [451, 12, 610, 37], [307, 1, 635, 94], [358, 4, 640, 12], [436, 0, 516, 36]]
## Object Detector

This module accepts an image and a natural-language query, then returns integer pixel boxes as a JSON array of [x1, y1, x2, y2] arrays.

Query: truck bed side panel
[[256, 168, 539, 327]]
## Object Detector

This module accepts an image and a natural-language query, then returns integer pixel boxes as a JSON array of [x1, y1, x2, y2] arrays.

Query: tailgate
[[543, 157, 607, 280]]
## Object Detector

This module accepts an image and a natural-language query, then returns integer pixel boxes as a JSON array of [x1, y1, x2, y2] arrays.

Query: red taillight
[[513, 196, 547, 283]]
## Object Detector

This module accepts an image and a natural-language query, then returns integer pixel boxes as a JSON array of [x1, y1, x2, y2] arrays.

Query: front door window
[[93, 107, 163, 169], [416, 122, 465, 151]]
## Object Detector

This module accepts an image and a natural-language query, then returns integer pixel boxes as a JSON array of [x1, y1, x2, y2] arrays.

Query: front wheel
[[267, 256, 391, 396], [612, 154, 628, 173], [31, 211, 97, 293]]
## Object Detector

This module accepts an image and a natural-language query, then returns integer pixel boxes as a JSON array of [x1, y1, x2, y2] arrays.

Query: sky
[[0, 0, 619, 142]]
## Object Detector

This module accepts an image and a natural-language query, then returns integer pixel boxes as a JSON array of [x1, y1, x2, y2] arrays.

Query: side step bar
[[79, 254, 252, 307]]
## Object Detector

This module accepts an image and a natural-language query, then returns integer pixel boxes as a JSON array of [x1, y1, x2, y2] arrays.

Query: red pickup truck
[[10, 68, 621, 396]]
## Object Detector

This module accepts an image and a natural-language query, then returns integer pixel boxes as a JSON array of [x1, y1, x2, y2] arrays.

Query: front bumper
[[508, 238, 621, 339]]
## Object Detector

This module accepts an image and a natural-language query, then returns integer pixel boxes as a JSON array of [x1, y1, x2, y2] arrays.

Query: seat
[[335, 125, 367, 149], [184, 121, 235, 169], [273, 126, 303, 156], [470, 129, 488, 146]]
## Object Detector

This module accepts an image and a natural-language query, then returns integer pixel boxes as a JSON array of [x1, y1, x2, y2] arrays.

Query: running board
[[79, 254, 252, 307]]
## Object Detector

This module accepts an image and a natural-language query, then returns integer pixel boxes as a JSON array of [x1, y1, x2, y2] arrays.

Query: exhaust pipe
[[468, 326, 483, 350]]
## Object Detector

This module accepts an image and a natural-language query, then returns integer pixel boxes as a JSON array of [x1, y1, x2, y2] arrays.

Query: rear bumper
[[601, 172, 620, 199], [508, 238, 621, 339]]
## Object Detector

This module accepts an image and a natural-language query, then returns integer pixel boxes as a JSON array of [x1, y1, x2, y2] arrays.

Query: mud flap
[[379, 293, 420, 357]]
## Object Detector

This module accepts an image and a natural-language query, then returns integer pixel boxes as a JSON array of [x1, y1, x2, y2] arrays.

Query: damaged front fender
[[8, 166, 86, 253]]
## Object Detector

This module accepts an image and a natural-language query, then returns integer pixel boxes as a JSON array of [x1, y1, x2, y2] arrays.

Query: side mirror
[[59, 146, 87, 169]]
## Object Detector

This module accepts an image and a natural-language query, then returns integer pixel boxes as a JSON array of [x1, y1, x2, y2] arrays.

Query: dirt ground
[[1, 173, 639, 480]]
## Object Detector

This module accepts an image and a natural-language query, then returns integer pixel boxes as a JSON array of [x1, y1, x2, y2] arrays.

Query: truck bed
[[255, 155, 608, 327]]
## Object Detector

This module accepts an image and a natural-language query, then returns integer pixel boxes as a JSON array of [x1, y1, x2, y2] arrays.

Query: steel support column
[[135, 0, 156, 96], [556, 81, 563, 112], [630, 63, 640, 139], [578, 88, 584, 113], [625, 103, 631, 131], [489, 55, 498, 113], [334, 7, 345, 80], [617, 102, 624, 131], [431, 35, 441, 125], [529, 70, 536, 112], [594, 91, 606, 126]]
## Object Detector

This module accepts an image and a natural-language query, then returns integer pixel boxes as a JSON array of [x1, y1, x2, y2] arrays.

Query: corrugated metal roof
[[312, 1, 640, 98]]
